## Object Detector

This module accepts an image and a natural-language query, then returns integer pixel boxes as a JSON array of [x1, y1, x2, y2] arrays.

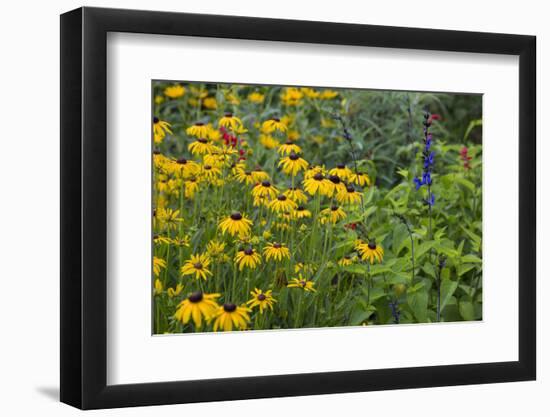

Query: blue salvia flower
[[413, 111, 435, 206], [389, 301, 400, 324]]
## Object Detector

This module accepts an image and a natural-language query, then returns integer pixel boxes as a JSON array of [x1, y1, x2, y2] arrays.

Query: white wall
[[0, 0, 545, 415]]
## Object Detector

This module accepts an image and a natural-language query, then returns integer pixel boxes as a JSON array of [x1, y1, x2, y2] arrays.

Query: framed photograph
[[60, 6, 536, 409]]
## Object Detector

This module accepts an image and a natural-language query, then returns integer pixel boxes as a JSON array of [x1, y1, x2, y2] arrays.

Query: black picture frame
[[60, 6, 536, 410]]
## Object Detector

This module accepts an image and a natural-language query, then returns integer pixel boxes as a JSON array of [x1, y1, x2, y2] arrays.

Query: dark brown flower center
[[346, 184, 355, 193], [153, 150, 160, 155], [245, 171, 251, 175], [193, 262, 203, 270], [272, 117, 280, 122], [223, 303, 237, 312], [289, 152, 299, 161], [244, 248, 254, 256], [273, 243, 282, 249], [176, 158, 187, 164], [188, 291, 203, 303], [368, 242, 377, 250], [224, 113, 233, 118], [198, 138, 208, 143], [331, 205, 339, 211], [300, 280, 306, 286], [329, 175, 340, 184], [204, 165, 212, 170], [153, 235, 159, 240], [277, 195, 287, 201], [153, 117, 159, 124], [337, 164, 345, 169], [257, 294, 266, 301], [230, 212, 243, 221], [262, 181, 271, 187], [297, 206, 305, 211], [195, 122, 205, 126], [313, 173, 324, 181]]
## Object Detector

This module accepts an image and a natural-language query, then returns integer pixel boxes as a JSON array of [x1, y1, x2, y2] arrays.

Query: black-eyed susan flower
[[188, 138, 217, 156], [349, 171, 371, 187], [269, 194, 297, 213], [277, 140, 302, 156], [252, 181, 278, 200], [180, 253, 213, 281], [164, 84, 186, 98], [155, 208, 183, 230], [278, 152, 309, 176], [301, 87, 320, 99], [218, 212, 253, 237], [206, 240, 225, 258], [171, 235, 190, 248], [153, 256, 166, 276], [280, 87, 303, 106], [262, 117, 288, 134], [210, 303, 251, 331], [199, 163, 222, 182], [167, 283, 183, 298], [153, 234, 172, 245], [251, 168, 270, 183], [153, 117, 172, 144], [174, 291, 220, 328], [303, 172, 333, 196], [186, 122, 210, 139], [294, 262, 315, 275], [356, 239, 384, 264], [184, 178, 199, 199], [172, 158, 200, 178], [248, 91, 265, 103], [263, 242, 290, 262], [153, 278, 163, 295], [287, 275, 316, 292], [336, 184, 362, 205], [284, 187, 308, 204], [292, 205, 312, 219], [259, 134, 280, 149], [338, 254, 356, 267], [326, 174, 346, 196], [235, 247, 262, 271], [320, 89, 339, 99], [234, 168, 256, 185], [329, 164, 353, 181], [203, 97, 217, 110], [320, 205, 347, 224], [247, 288, 277, 313], [218, 113, 243, 131]]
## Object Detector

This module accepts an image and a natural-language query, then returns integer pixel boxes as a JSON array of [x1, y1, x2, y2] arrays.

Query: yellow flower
[[321, 117, 336, 128], [247, 288, 277, 313], [207, 240, 226, 257], [180, 253, 213, 281], [199, 163, 222, 182], [263, 242, 290, 262], [338, 255, 355, 267], [356, 240, 384, 264], [303, 172, 333, 196], [329, 164, 353, 181], [153, 235, 172, 245], [154, 95, 164, 105], [155, 208, 183, 231], [287, 276, 316, 292], [203, 97, 217, 109], [320, 205, 347, 224], [251, 168, 270, 183], [186, 122, 210, 139], [284, 187, 308, 204], [248, 92, 265, 103], [170, 158, 200, 178], [252, 181, 278, 200], [269, 194, 297, 213], [293, 205, 312, 219], [278, 152, 309, 176], [300, 87, 320, 98], [218, 212, 253, 237], [320, 89, 339, 99], [281, 87, 303, 106], [218, 113, 243, 131], [174, 291, 220, 328], [277, 141, 302, 155], [349, 172, 371, 187], [210, 303, 251, 331], [171, 235, 190, 247], [153, 256, 166, 277], [235, 247, 262, 271], [153, 117, 172, 144], [188, 138, 217, 155], [287, 130, 300, 141], [234, 167, 256, 185], [153, 278, 163, 295], [336, 184, 362, 205], [164, 84, 186, 98], [184, 178, 199, 198], [262, 118, 288, 134], [167, 283, 184, 298], [294, 263, 315, 275], [259, 134, 280, 149]]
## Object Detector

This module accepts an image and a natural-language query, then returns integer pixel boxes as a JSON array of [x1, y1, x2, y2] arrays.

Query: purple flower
[[414, 177, 423, 190], [425, 193, 435, 207]]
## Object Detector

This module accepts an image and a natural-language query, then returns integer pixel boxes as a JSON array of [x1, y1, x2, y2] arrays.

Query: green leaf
[[461, 254, 482, 263], [458, 298, 475, 321], [392, 223, 409, 256], [407, 286, 429, 322], [440, 279, 458, 311], [457, 264, 476, 277]]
